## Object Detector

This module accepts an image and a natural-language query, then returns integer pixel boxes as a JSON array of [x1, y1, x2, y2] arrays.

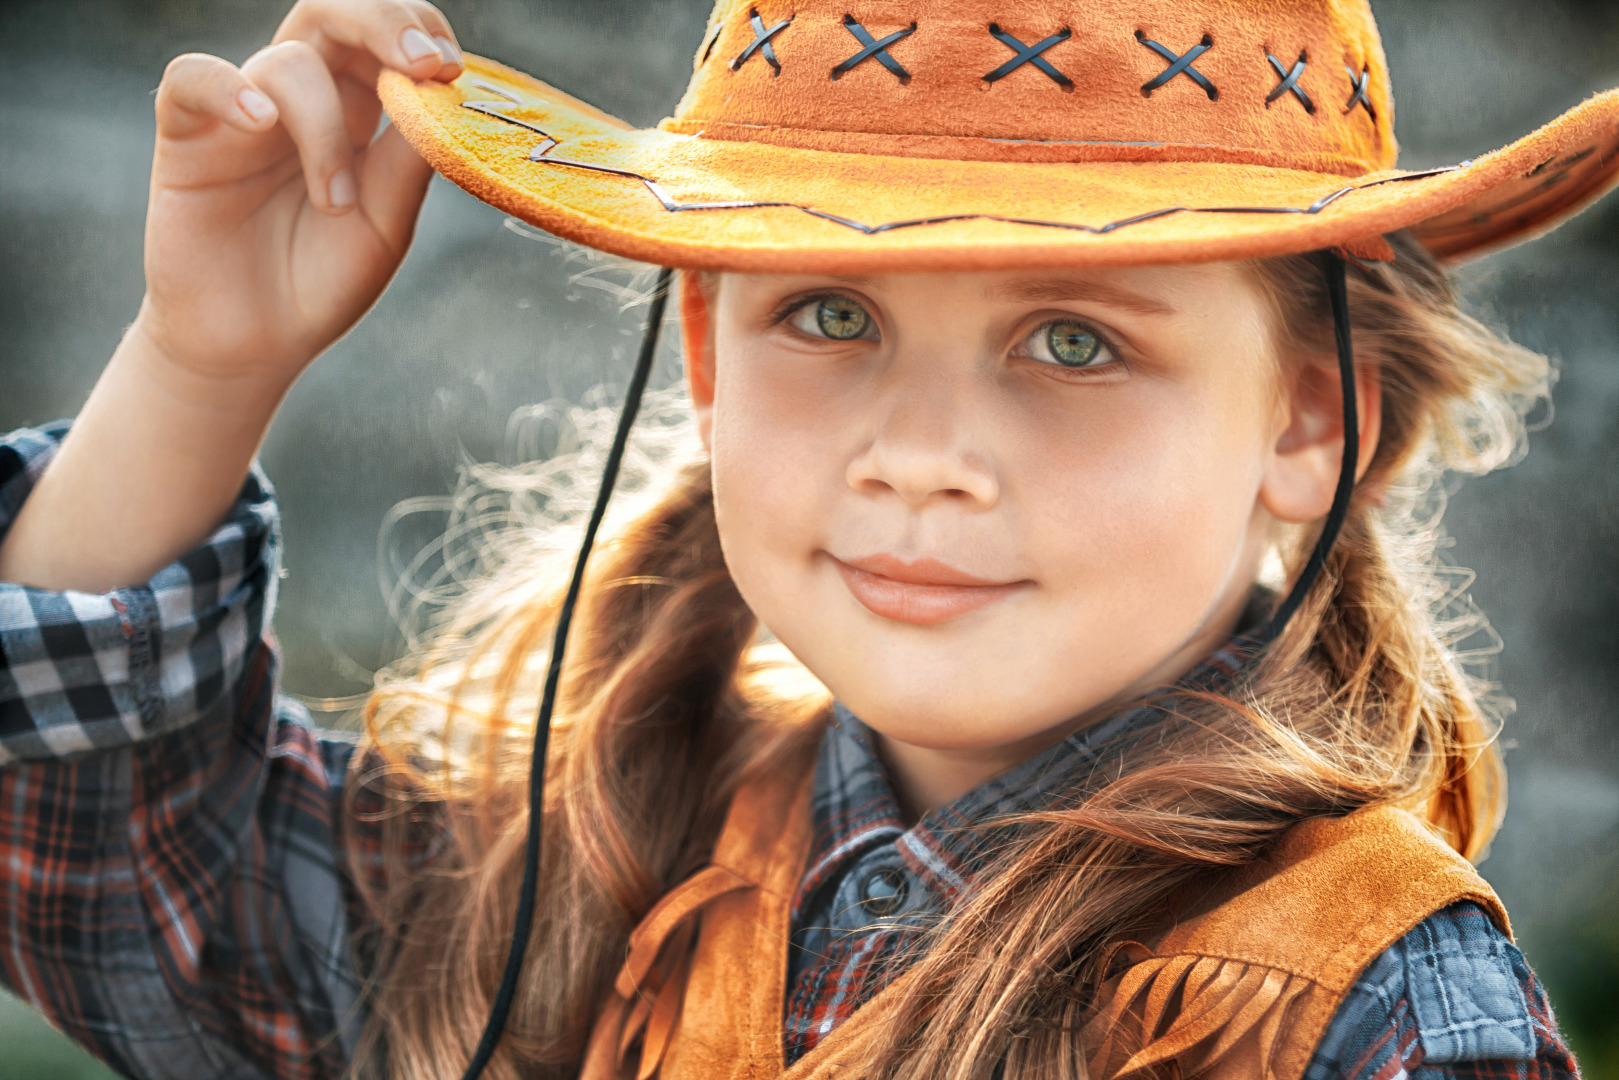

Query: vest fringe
[[613, 864, 755, 1078], [1086, 948, 1315, 1080]]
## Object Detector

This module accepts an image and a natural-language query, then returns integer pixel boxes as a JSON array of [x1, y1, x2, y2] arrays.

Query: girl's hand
[[140, 0, 462, 387], [0, 0, 465, 593]]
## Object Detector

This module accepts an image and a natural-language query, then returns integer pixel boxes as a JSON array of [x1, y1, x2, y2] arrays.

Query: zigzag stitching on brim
[[462, 98, 1463, 238]]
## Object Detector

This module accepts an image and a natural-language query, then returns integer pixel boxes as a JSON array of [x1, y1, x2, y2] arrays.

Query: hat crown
[[665, 0, 1396, 176]]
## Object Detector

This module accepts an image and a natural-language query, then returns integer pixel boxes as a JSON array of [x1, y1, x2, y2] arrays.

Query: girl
[[1, 1, 1614, 1079]]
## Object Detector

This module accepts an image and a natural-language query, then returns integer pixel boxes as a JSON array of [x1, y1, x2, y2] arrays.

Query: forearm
[[0, 305, 290, 592]]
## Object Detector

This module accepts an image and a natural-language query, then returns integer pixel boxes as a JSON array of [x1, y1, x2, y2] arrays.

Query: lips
[[832, 553, 1029, 625]]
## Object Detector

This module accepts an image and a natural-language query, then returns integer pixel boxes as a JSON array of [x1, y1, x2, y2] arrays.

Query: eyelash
[[1012, 317, 1123, 377], [771, 293, 1125, 376], [772, 291, 879, 338]]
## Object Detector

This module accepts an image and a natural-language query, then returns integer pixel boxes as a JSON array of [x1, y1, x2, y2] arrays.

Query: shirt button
[[861, 869, 908, 916]]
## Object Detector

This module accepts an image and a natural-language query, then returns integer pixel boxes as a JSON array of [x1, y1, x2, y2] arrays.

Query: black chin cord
[[459, 266, 674, 1080], [1256, 251, 1359, 645]]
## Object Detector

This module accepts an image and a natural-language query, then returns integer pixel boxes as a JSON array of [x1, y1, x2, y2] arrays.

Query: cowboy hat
[[378, 0, 1619, 272]]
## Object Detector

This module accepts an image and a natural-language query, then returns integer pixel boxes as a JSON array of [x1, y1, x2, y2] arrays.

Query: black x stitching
[[832, 15, 917, 82], [984, 24, 1073, 87], [1265, 50, 1315, 112], [732, 8, 791, 75], [1136, 31, 1219, 101], [1344, 64, 1376, 120]]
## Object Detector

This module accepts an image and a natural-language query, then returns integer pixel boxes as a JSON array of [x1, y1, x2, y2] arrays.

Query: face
[[686, 264, 1358, 791]]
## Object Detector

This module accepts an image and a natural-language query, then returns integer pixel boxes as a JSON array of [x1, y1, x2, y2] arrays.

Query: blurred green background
[[2, 0, 1617, 1076]]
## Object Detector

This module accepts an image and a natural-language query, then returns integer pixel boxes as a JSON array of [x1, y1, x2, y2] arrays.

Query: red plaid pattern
[[784, 645, 1252, 1063], [0, 425, 367, 1079]]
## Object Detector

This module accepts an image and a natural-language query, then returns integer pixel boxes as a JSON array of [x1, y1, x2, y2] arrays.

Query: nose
[[844, 383, 1001, 511]]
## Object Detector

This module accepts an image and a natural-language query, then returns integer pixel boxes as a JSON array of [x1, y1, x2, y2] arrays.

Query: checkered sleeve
[[1306, 902, 1581, 1080], [0, 424, 367, 1079], [0, 422, 274, 763]]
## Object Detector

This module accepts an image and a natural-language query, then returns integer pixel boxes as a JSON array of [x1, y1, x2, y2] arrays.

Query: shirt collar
[[793, 632, 1257, 920]]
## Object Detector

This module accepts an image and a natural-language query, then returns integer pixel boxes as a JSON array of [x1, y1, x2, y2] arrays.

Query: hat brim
[[380, 56, 1619, 273]]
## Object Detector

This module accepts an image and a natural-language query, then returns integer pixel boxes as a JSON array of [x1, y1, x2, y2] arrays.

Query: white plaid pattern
[[0, 423, 277, 766]]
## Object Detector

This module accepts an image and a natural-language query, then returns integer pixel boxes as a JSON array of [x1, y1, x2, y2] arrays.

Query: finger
[[274, 0, 459, 84], [401, 0, 460, 51], [356, 123, 435, 253], [336, 74, 384, 150], [243, 41, 358, 215], [403, 0, 464, 81], [155, 53, 281, 140]]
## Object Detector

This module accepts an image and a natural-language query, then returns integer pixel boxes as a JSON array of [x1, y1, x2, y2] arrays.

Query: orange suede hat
[[378, 0, 1619, 272]]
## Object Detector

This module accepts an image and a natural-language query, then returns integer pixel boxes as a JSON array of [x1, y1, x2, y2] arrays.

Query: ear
[[1260, 359, 1383, 524], [680, 272, 717, 451]]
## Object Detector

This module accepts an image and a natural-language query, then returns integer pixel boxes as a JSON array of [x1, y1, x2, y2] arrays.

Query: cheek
[[706, 340, 845, 611], [1012, 377, 1271, 645]]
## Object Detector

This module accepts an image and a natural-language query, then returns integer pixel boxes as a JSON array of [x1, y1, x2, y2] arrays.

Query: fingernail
[[434, 35, 464, 66], [328, 168, 357, 210], [237, 88, 275, 123], [400, 27, 441, 63]]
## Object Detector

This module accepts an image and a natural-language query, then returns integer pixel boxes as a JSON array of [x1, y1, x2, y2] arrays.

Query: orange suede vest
[[580, 755, 1507, 1080]]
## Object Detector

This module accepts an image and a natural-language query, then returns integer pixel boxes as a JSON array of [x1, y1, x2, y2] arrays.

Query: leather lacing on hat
[[984, 24, 1073, 88], [1135, 31, 1219, 101]]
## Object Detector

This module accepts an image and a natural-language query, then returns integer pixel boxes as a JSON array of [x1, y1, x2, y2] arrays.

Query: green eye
[[1046, 321, 1101, 367], [816, 296, 871, 340]]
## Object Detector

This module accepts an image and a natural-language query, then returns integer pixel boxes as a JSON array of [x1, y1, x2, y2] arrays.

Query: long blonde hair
[[347, 234, 1550, 1079]]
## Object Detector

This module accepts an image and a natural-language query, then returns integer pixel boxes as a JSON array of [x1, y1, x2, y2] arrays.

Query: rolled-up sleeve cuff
[[0, 423, 280, 763]]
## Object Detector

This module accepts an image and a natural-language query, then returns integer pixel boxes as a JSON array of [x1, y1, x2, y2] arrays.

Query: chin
[[827, 668, 1091, 752]]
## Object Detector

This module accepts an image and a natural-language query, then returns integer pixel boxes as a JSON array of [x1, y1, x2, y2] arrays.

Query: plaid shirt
[[0, 423, 1581, 1080], [784, 686, 1242, 1062], [0, 424, 364, 1080]]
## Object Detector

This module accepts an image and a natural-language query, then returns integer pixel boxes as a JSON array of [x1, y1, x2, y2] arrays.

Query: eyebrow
[[989, 277, 1176, 316]]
